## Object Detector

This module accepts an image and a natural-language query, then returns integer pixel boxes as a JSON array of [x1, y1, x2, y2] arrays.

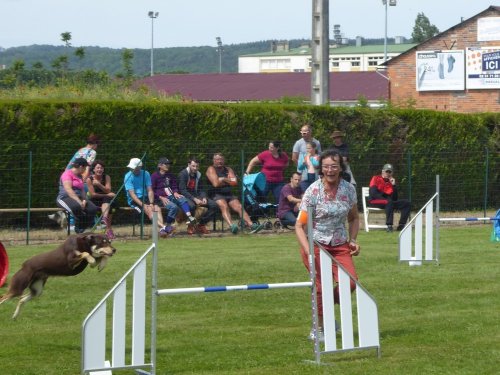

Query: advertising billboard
[[466, 47, 500, 89], [416, 50, 465, 91]]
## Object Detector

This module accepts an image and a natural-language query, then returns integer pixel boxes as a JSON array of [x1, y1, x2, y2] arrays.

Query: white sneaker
[[308, 328, 324, 342]]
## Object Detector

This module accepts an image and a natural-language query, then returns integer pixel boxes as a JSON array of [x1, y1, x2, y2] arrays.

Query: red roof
[[137, 72, 388, 102]]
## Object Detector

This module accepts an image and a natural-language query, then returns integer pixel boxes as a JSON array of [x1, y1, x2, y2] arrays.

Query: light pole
[[148, 11, 159, 76], [216, 37, 223, 73], [382, 0, 397, 63]]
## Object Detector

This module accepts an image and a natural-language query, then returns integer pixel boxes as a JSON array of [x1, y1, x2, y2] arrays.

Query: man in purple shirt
[[151, 157, 196, 232], [277, 172, 303, 228]]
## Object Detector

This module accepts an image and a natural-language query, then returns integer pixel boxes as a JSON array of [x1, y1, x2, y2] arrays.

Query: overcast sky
[[0, 1, 497, 49]]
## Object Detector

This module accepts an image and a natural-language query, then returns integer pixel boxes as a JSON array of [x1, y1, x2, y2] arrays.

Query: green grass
[[1, 227, 500, 374]]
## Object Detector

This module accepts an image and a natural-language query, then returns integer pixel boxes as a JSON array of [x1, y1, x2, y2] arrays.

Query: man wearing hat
[[124, 157, 173, 237], [368, 163, 411, 232], [329, 129, 356, 186], [151, 157, 197, 233]]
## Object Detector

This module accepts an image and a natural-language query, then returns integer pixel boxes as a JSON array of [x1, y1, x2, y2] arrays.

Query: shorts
[[212, 192, 237, 202]]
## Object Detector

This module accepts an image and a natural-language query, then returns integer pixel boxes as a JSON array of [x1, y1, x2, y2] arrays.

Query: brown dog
[[0, 233, 116, 319]]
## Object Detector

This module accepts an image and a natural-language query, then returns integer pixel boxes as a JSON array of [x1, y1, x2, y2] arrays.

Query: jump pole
[[82, 209, 380, 374], [157, 282, 312, 295]]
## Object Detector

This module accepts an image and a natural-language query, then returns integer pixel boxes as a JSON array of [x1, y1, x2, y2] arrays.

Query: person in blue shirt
[[124, 157, 173, 237]]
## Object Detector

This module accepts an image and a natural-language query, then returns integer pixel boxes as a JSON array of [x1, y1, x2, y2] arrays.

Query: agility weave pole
[[81, 210, 380, 374]]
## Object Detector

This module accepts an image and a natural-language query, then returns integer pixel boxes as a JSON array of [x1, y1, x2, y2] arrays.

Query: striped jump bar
[[157, 281, 312, 296], [439, 217, 500, 222]]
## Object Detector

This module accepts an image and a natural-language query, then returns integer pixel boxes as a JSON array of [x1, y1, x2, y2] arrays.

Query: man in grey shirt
[[292, 124, 322, 183]]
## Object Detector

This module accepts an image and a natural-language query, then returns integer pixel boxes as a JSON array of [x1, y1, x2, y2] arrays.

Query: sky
[[0, 1, 497, 49]]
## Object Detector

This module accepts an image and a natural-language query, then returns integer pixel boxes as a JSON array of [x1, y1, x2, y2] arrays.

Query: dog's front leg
[[71, 250, 96, 268], [96, 256, 108, 272]]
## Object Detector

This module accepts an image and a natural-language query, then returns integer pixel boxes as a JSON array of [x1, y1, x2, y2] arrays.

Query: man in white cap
[[368, 163, 411, 232], [124, 157, 174, 237]]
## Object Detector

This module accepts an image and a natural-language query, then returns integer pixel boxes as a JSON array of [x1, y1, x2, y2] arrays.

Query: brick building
[[387, 6, 500, 113]]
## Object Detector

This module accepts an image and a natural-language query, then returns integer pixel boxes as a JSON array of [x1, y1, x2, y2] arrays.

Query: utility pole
[[216, 37, 223, 73], [148, 11, 159, 76], [311, 0, 329, 105]]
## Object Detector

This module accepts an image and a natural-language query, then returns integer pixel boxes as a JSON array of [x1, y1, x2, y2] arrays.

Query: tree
[[121, 49, 134, 83], [412, 12, 439, 43], [61, 32, 72, 47], [51, 55, 68, 73], [75, 47, 85, 60]]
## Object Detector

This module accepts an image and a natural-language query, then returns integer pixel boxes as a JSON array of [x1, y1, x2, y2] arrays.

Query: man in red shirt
[[369, 163, 411, 232]]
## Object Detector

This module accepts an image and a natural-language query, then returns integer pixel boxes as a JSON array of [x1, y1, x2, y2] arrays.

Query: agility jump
[[399, 175, 499, 265], [81, 210, 380, 374]]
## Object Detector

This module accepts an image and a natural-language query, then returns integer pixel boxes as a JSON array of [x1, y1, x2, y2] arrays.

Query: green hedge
[[1, 100, 499, 210]]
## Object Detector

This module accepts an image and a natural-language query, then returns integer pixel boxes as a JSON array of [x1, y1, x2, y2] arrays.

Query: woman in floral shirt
[[295, 149, 360, 338]]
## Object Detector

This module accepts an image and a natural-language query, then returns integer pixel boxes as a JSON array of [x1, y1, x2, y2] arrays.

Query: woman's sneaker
[[160, 225, 176, 237], [250, 222, 264, 234], [105, 229, 115, 240], [187, 216, 197, 226], [230, 223, 239, 234], [308, 328, 324, 342]]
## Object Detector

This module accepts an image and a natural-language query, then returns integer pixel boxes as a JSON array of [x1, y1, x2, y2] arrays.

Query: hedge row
[[0, 100, 499, 210]]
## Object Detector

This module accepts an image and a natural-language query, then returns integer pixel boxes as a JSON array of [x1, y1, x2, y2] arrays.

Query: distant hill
[[0, 38, 402, 76]]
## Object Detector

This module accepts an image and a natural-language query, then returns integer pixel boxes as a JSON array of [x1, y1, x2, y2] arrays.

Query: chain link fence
[[1, 140, 498, 244]]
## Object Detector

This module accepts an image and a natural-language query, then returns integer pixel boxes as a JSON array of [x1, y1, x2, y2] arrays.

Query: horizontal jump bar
[[439, 217, 500, 222], [157, 281, 312, 296]]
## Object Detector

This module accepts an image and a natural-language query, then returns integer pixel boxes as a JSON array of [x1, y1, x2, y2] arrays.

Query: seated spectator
[[297, 141, 320, 192], [206, 153, 262, 234], [178, 157, 217, 235], [56, 158, 98, 233], [151, 157, 196, 232], [86, 160, 118, 239], [277, 172, 303, 227], [124, 157, 173, 237], [245, 140, 289, 203], [369, 163, 411, 232]]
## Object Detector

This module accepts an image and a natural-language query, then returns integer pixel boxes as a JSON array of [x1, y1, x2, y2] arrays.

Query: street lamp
[[382, 0, 397, 63], [216, 37, 223, 73], [148, 11, 159, 76]]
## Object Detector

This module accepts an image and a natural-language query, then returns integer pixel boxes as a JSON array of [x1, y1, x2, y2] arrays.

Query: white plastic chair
[[361, 187, 387, 232]]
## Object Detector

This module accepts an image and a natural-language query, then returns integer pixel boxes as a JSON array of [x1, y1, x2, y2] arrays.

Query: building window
[[352, 61, 360, 67], [260, 58, 291, 70]]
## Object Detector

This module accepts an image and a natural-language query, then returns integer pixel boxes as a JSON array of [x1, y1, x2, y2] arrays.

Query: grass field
[[1, 226, 499, 375]]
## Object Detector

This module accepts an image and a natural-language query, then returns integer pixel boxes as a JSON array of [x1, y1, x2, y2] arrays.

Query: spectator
[[295, 150, 360, 341], [124, 157, 173, 237], [151, 157, 197, 234], [66, 133, 100, 181], [206, 153, 262, 234], [178, 157, 217, 235], [245, 140, 289, 203], [292, 123, 322, 185], [329, 130, 356, 186], [297, 141, 320, 191], [57, 157, 98, 233], [369, 163, 411, 232], [277, 172, 302, 228], [86, 160, 117, 239]]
